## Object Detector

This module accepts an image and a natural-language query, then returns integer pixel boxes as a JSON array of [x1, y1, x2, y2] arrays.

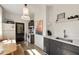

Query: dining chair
[[14, 44, 24, 55]]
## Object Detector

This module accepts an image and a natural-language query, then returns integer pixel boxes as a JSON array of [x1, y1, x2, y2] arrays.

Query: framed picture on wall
[[56, 12, 65, 22], [36, 20, 43, 35]]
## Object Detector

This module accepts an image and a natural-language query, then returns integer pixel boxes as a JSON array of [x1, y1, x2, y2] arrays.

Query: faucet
[[64, 30, 68, 38]]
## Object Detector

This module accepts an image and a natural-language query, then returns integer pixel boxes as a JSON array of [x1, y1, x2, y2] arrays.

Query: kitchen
[[0, 4, 79, 55]]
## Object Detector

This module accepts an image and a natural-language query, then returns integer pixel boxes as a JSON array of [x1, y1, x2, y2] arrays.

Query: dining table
[[0, 40, 17, 55]]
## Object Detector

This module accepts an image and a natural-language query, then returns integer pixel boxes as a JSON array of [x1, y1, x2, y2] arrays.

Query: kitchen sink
[[56, 37, 73, 43]]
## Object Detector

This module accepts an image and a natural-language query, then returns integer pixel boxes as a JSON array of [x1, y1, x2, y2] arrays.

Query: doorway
[[16, 23, 25, 42]]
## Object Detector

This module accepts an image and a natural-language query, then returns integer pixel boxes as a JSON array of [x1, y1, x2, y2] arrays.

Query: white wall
[[34, 5, 46, 50], [46, 6, 54, 36], [46, 5, 79, 45], [0, 6, 2, 36]]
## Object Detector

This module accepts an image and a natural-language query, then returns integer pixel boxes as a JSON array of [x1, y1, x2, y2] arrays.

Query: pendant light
[[21, 4, 30, 20], [23, 4, 29, 16]]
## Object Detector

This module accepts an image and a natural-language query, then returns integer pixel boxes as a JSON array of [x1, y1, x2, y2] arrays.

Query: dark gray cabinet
[[44, 38, 50, 54], [44, 37, 79, 55], [44, 38, 63, 55], [50, 39, 63, 55], [50, 40, 57, 55]]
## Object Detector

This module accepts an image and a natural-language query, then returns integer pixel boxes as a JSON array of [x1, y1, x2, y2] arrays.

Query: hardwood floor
[[17, 41, 47, 55]]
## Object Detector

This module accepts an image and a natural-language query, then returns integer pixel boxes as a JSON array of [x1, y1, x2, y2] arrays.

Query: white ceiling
[[1, 4, 39, 16], [1, 4, 24, 15], [1, 4, 49, 20], [1, 4, 52, 15]]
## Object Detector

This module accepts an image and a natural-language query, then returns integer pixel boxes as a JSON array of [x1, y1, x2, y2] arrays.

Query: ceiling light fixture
[[23, 4, 29, 16], [21, 4, 30, 20]]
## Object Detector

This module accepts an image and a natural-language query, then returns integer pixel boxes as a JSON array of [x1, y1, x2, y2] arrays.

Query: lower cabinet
[[44, 38, 50, 54], [50, 39, 63, 55], [44, 37, 79, 55], [44, 38, 63, 55]]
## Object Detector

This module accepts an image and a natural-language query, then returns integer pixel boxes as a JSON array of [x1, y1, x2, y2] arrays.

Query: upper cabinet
[[2, 23, 15, 39], [2, 23, 15, 31]]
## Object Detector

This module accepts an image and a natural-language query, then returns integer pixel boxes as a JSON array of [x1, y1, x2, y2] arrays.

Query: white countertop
[[45, 36, 79, 47]]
